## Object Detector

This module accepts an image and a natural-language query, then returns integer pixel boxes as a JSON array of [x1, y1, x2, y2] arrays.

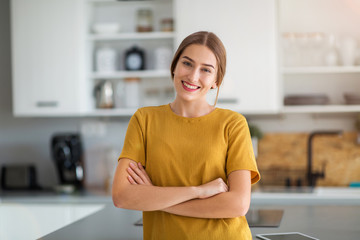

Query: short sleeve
[[226, 116, 260, 184], [118, 110, 146, 166]]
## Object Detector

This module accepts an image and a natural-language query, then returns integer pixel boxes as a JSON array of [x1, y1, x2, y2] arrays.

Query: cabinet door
[[11, 0, 87, 116], [174, 0, 280, 113]]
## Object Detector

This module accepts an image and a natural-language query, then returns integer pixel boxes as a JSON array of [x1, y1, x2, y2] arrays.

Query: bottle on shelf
[[323, 34, 339, 67], [338, 35, 358, 66], [124, 77, 141, 108]]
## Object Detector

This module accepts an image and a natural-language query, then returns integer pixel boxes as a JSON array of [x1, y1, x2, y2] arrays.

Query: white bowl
[[93, 23, 121, 34]]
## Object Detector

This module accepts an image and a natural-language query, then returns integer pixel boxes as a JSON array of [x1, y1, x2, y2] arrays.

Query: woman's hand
[[126, 162, 153, 186], [197, 178, 228, 199], [126, 161, 228, 199]]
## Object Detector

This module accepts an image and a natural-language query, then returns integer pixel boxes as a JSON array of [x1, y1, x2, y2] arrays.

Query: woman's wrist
[[192, 186, 202, 199]]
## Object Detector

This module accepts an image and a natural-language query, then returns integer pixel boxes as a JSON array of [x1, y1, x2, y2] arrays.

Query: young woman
[[112, 31, 260, 240]]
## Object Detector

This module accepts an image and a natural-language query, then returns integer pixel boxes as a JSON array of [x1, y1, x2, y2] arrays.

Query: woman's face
[[173, 44, 218, 103]]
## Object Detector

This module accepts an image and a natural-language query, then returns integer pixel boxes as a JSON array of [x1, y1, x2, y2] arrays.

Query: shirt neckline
[[166, 103, 219, 122]]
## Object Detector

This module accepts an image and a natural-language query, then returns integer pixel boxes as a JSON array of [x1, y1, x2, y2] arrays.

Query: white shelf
[[90, 70, 170, 79], [88, 32, 175, 41], [84, 108, 137, 117], [282, 105, 360, 114], [282, 66, 360, 74]]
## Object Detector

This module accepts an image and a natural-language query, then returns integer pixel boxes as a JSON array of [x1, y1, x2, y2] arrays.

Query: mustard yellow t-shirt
[[119, 104, 260, 240]]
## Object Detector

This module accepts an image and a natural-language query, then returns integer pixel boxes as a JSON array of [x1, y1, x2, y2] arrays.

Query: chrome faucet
[[307, 130, 342, 187]]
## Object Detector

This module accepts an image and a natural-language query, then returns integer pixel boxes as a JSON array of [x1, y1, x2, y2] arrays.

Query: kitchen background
[[1, 0, 360, 192]]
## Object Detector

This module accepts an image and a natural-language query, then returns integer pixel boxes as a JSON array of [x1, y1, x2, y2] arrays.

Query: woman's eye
[[182, 61, 192, 67], [202, 68, 211, 73]]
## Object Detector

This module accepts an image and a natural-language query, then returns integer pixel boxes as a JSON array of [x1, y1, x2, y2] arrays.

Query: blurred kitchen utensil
[[94, 80, 114, 108]]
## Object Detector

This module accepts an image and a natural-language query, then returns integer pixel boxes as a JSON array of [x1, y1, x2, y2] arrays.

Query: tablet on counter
[[256, 232, 319, 240]]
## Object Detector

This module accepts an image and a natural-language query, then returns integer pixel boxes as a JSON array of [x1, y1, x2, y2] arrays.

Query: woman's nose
[[188, 68, 200, 82]]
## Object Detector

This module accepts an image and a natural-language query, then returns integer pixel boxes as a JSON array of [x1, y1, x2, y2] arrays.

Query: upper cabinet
[[11, 0, 280, 117], [279, 0, 360, 113], [174, 0, 280, 114], [11, 0, 88, 116]]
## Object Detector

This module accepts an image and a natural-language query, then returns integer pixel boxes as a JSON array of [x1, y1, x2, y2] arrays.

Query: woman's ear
[[211, 81, 218, 89]]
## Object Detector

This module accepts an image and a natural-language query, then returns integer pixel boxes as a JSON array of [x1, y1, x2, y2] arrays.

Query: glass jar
[[161, 18, 173, 32], [137, 9, 153, 32]]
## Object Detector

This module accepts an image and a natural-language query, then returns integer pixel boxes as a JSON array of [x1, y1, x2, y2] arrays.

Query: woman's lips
[[181, 81, 200, 92]]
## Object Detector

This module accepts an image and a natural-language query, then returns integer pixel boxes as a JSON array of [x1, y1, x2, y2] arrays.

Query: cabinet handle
[[217, 98, 238, 104], [36, 101, 58, 108]]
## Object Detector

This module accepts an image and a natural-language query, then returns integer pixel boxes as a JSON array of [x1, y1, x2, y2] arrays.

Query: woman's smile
[[181, 80, 200, 91]]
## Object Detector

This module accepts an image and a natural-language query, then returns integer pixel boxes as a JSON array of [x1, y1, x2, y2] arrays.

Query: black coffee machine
[[51, 133, 85, 189]]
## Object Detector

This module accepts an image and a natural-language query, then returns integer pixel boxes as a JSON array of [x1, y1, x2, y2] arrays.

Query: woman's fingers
[[127, 175, 137, 185], [138, 162, 152, 185], [127, 165, 144, 184], [127, 162, 152, 185], [198, 178, 229, 199]]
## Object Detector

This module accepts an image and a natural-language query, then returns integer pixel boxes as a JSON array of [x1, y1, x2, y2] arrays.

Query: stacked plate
[[284, 94, 330, 105]]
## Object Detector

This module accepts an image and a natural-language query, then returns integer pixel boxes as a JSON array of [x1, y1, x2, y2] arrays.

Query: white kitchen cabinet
[[174, 0, 280, 114], [279, 0, 360, 114], [11, 0, 89, 116], [0, 203, 104, 240]]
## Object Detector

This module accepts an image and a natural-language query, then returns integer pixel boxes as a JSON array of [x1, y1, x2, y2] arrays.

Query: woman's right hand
[[197, 178, 228, 199]]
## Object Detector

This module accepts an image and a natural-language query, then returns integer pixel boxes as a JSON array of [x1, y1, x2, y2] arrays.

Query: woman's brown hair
[[170, 31, 227, 106]]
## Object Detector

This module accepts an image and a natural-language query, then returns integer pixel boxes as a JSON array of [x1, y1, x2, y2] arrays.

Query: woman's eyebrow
[[182, 56, 215, 69]]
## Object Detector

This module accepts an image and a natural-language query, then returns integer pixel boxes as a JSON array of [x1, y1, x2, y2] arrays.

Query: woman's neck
[[170, 99, 215, 118]]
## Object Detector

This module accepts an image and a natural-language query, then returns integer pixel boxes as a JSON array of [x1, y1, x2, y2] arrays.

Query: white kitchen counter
[[251, 186, 360, 205], [1, 187, 359, 239], [0, 189, 112, 204]]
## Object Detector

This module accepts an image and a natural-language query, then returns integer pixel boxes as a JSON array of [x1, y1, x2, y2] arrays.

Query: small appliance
[[1, 164, 41, 190], [51, 133, 85, 189]]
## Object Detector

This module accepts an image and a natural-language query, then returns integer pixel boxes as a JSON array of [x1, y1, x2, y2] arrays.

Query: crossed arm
[[112, 158, 252, 218]]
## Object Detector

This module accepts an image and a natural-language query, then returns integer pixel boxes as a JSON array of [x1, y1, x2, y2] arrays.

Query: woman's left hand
[[126, 162, 153, 186]]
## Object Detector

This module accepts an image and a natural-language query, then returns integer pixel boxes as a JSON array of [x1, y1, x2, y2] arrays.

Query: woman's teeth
[[183, 81, 199, 89]]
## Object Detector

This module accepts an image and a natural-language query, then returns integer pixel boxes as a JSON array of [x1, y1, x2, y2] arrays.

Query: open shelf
[[88, 32, 175, 41], [282, 105, 360, 113], [84, 108, 137, 117], [90, 70, 170, 79], [283, 66, 360, 74]]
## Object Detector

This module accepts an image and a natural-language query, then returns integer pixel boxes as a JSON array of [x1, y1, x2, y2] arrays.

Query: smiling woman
[[171, 44, 218, 109], [112, 31, 260, 240]]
